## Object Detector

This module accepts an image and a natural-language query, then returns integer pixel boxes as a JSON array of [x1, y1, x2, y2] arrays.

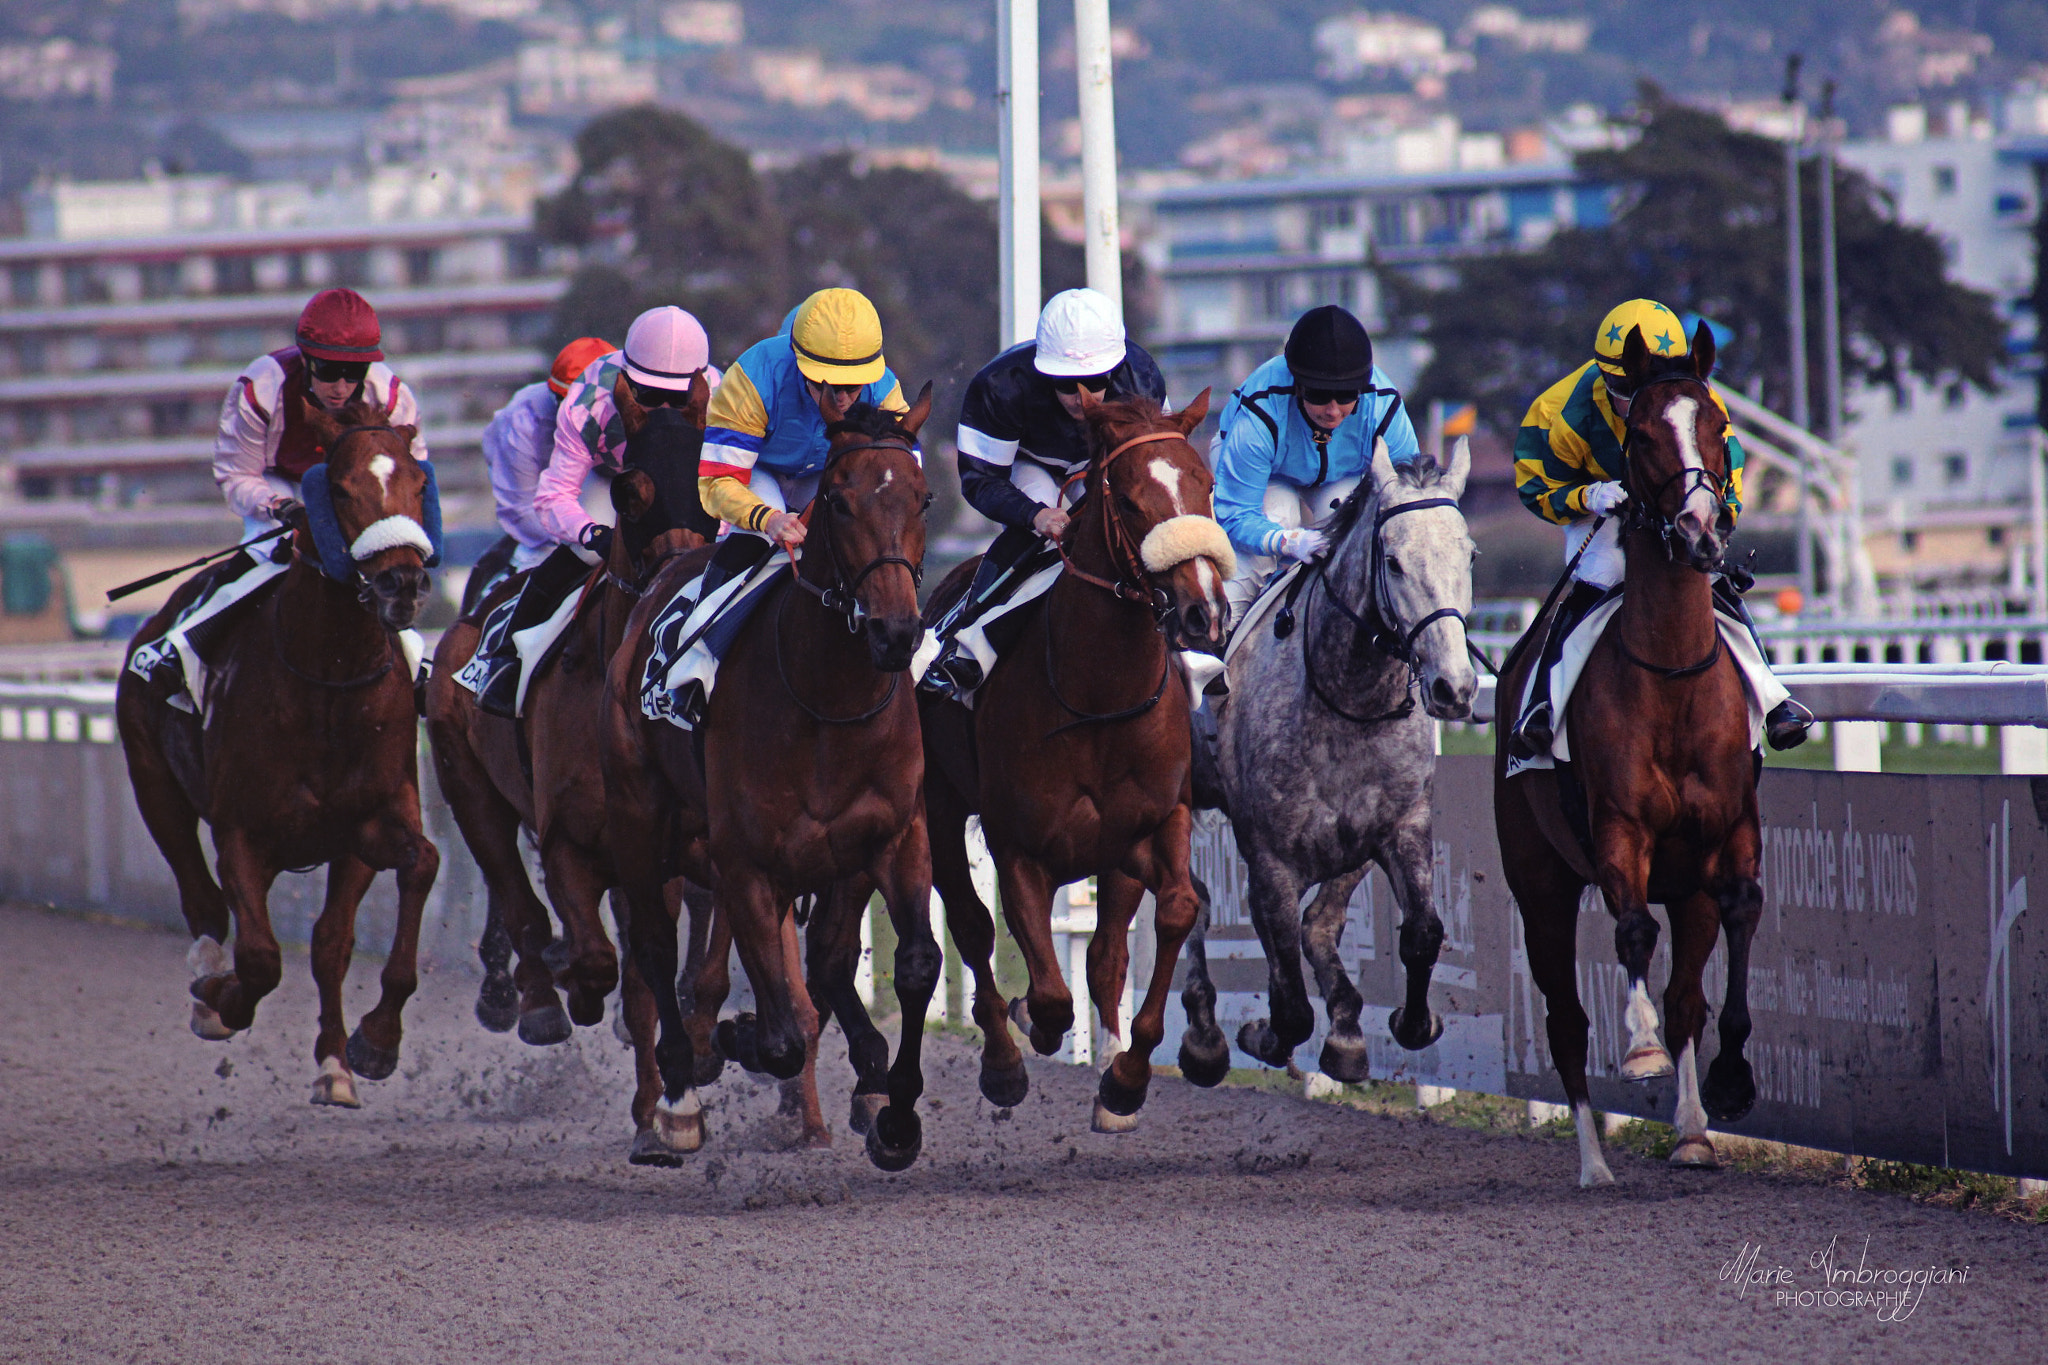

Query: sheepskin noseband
[[1139, 514, 1236, 580], [350, 515, 435, 561]]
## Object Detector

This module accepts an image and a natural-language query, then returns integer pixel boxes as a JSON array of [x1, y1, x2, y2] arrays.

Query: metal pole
[[2032, 425, 2047, 621], [1818, 79, 1844, 443], [1784, 56, 1814, 602], [1072, 0, 1122, 314], [996, 0, 1042, 347]]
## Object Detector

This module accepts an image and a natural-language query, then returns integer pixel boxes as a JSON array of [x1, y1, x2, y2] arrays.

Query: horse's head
[[301, 395, 433, 630], [817, 383, 934, 672], [1616, 319, 1731, 572], [612, 368, 715, 559], [1330, 436, 1479, 720], [1082, 389, 1234, 652]]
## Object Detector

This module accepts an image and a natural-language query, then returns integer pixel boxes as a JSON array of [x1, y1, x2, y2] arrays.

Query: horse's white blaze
[[1665, 395, 1717, 528], [1672, 1041, 1708, 1141], [1147, 457, 1187, 515], [1193, 555, 1224, 622], [880, 468, 894, 489], [1575, 1099, 1616, 1187], [368, 453, 395, 499]]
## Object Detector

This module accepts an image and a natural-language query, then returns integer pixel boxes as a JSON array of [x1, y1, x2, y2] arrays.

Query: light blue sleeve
[[1212, 402, 1286, 560], [1372, 374, 1422, 467]]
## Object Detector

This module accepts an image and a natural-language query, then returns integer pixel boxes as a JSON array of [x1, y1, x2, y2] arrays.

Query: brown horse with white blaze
[[920, 392, 1231, 1132], [117, 395, 439, 1107], [1495, 321, 1763, 1186]]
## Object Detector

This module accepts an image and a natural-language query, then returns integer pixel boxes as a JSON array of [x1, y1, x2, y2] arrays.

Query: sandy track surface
[[1, 902, 2041, 1364]]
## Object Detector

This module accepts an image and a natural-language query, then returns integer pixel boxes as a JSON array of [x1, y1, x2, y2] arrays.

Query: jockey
[[924, 287, 1167, 694], [1212, 304, 1421, 620], [215, 288, 426, 540], [1505, 297, 1812, 755], [692, 287, 909, 596], [469, 306, 714, 717], [480, 335, 615, 575]]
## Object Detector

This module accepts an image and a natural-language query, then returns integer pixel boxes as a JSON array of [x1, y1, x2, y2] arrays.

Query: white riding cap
[[622, 305, 710, 391], [1034, 288, 1126, 377]]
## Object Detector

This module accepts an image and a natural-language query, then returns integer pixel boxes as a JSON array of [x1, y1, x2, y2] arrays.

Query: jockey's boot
[[1710, 572, 1813, 751], [1765, 698, 1814, 751], [1507, 580, 1602, 761], [921, 527, 1048, 699], [692, 531, 775, 605], [479, 545, 589, 718]]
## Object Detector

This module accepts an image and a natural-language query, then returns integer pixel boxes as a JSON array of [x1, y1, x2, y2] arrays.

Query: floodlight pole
[[1072, 0, 1122, 316], [997, 0, 1042, 346]]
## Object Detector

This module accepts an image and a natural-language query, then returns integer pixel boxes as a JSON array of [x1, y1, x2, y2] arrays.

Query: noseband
[[792, 439, 924, 632]]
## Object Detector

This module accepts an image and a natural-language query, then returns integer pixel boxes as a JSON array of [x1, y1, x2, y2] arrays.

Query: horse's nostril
[[1184, 603, 1209, 637], [1432, 678, 1457, 705]]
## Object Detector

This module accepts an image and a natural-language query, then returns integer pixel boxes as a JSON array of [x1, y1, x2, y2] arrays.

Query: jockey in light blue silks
[[1212, 304, 1422, 621]]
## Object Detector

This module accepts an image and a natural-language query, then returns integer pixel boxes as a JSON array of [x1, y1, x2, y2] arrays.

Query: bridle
[[1615, 371, 1733, 564], [1056, 429, 1192, 622], [276, 421, 415, 687], [789, 439, 925, 632]]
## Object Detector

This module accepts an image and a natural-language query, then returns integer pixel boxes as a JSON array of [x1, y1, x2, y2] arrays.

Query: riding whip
[[105, 524, 293, 603]]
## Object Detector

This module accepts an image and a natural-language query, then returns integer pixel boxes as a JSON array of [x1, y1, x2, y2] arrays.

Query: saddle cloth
[[1504, 593, 1786, 777], [128, 551, 292, 718], [639, 551, 792, 730], [451, 581, 583, 719], [910, 556, 1064, 707]]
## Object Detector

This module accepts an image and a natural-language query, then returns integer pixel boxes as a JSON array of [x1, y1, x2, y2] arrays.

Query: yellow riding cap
[[789, 288, 888, 386], [1593, 299, 1688, 376]]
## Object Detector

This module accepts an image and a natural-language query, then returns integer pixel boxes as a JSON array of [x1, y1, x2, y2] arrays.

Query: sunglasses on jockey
[[1049, 371, 1113, 396], [307, 357, 371, 385], [628, 375, 703, 409], [1298, 386, 1360, 407]]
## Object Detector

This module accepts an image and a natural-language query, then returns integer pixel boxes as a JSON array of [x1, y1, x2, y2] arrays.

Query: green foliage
[[1397, 90, 2007, 431]]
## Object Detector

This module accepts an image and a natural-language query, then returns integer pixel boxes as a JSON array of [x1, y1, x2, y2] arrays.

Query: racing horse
[[425, 374, 717, 1164], [1495, 321, 1763, 1186], [920, 392, 1232, 1133], [117, 395, 439, 1107], [604, 392, 939, 1168], [1180, 436, 1479, 1087]]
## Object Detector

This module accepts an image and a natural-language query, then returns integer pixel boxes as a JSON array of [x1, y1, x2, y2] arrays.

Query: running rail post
[[996, 0, 1042, 347], [1072, 0, 1122, 316]]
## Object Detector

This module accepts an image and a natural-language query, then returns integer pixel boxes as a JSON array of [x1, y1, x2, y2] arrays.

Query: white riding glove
[[1275, 527, 1329, 563], [1584, 481, 1628, 517]]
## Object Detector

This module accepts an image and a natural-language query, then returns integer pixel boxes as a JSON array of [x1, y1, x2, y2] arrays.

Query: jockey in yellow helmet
[[1507, 299, 1811, 755]]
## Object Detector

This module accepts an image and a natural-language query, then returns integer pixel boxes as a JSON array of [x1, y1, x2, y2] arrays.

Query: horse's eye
[[1117, 493, 1140, 516], [921, 492, 934, 514], [1386, 555, 1405, 576], [827, 491, 850, 515]]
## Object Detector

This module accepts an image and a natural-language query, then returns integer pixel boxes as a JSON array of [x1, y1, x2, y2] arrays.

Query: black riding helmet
[[1283, 305, 1374, 389]]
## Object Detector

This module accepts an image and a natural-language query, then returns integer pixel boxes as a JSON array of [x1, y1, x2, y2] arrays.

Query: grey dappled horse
[[1181, 438, 1479, 1085]]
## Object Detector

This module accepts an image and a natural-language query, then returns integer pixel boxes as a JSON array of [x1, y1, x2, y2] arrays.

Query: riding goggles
[[629, 376, 701, 409], [307, 358, 371, 385], [1050, 372, 1113, 395], [1299, 387, 1360, 407]]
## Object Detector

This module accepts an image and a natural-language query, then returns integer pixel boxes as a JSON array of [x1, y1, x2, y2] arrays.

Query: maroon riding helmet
[[296, 288, 384, 363]]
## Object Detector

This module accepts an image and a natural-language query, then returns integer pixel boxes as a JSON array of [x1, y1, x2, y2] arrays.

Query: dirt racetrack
[[1, 901, 2042, 1364]]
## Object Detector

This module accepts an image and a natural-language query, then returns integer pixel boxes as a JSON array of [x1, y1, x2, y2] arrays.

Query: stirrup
[[1508, 700, 1553, 759], [1765, 698, 1812, 752], [934, 647, 984, 693]]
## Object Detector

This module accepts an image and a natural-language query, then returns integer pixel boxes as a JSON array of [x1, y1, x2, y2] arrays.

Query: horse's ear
[[611, 467, 656, 523], [613, 372, 648, 437], [899, 381, 935, 439], [1174, 387, 1211, 434], [393, 424, 418, 450], [1620, 324, 1653, 389], [1444, 434, 1471, 501], [686, 369, 711, 429], [300, 395, 342, 449], [1690, 319, 1717, 381], [1370, 435, 1399, 492]]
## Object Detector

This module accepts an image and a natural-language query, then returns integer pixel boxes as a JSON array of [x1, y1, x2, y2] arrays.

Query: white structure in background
[[0, 40, 115, 103], [516, 40, 658, 116], [1456, 6, 1591, 55], [1834, 96, 2046, 593], [1312, 13, 1473, 83], [746, 50, 947, 122], [661, 1, 744, 46]]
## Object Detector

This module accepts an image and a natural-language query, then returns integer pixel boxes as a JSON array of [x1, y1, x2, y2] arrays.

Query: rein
[[1612, 371, 1732, 679], [789, 440, 923, 631]]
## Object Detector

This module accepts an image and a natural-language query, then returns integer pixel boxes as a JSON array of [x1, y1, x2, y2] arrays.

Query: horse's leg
[[767, 909, 829, 1149], [536, 834, 621, 1028], [1381, 816, 1448, 1052], [1096, 807, 1202, 1127], [997, 852, 1074, 1054], [620, 945, 667, 1150], [307, 855, 373, 1108], [1593, 824, 1673, 1082], [1301, 865, 1372, 1081], [617, 876, 702, 1164], [1174, 874, 1231, 1087], [865, 813, 940, 1172], [1702, 866, 1764, 1125], [1517, 878, 1614, 1187], [928, 777, 1025, 1107], [1235, 850, 1314, 1068], [347, 809, 440, 1083], [197, 829, 284, 1038], [1661, 889, 1723, 1168], [1084, 869, 1144, 1133], [122, 721, 235, 1038], [718, 865, 807, 1082], [678, 879, 730, 1086], [806, 876, 890, 1135]]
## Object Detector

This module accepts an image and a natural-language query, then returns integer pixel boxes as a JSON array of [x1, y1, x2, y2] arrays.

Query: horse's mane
[[826, 402, 918, 444], [1324, 449, 1447, 542], [328, 395, 393, 428], [1084, 395, 1169, 453]]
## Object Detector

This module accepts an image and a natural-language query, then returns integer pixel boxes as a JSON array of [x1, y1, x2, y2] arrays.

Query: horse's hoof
[[1669, 1136, 1719, 1169], [979, 1058, 1030, 1109], [630, 1094, 704, 1165], [717, 1014, 767, 1073], [189, 1000, 236, 1042], [566, 987, 606, 1029], [848, 1091, 887, 1136], [1177, 1030, 1231, 1088], [1008, 997, 1066, 1056], [1235, 1018, 1293, 1069], [1579, 1162, 1617, 1189], [517, 1004, 572, 1047], [345, 1028, 398, 1081], [1620, 1044, 1674, 1082], [1703, 1055, 1756, 1123], [691, 1047, 727, 1087], [1091, 1097, 1140, 1134], [864, 1105, 923, 1172], [1389, 1006, 1444, 1052], [310, 1056, 361, 1109], [474, 975, 519, 1033], [1096, 1063, 1149, 1119], [540, 936, 573, 975], [1318, 1032, 1372, 1083]]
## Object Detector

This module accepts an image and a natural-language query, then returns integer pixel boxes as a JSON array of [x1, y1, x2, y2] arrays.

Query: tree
[[1395, 89, 2006, 433]]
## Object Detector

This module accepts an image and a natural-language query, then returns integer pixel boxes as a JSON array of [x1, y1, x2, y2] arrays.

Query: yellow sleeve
[[699, 475, 778, 532], [878, 379, 907, 413]]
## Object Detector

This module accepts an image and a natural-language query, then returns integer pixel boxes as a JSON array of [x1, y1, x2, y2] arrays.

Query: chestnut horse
[[1495, 321, 1762, 1186], [117, 396, 439, 1107], [605, 392, 939, 1169], [426, 375, 713, 1164], [920, 393, 1232, 1133]]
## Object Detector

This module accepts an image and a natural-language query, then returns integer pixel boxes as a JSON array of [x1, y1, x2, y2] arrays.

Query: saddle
[[127, 544, 293, 714], [638, 546, 790, 731]]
